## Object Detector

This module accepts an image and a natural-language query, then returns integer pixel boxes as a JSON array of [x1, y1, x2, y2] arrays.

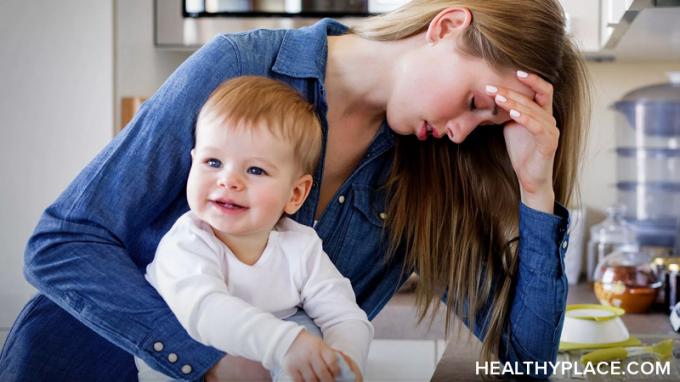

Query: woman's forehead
[[465, 55, 534, 98]]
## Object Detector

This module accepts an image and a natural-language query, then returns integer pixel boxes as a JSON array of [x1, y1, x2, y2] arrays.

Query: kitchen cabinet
[[155, 0, 680, 59], [368, 0, 410, 13], [560, 0, 602, 53], [601, 0, 635, 47], [597, 0, 680, 60], [558, 0, 680, 60]]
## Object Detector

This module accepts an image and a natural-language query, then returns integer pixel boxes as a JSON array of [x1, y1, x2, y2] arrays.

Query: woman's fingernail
[[510, 109, 521, 118], [485, 85, 498, 94], [517, 70, 529, 78], [495, 94, 507, 103]]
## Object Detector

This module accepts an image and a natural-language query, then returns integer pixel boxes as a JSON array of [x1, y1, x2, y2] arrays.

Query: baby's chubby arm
[[145, 214, 303, 370], [296, 236, 374, 374]]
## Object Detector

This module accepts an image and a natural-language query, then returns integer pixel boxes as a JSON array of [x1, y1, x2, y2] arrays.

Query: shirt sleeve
[[447, 201, 569, 379], [501, 202, 569, 377], [146, 218, 303, 371], [298, 236, 374, 372], [23, 35, 244, 380]]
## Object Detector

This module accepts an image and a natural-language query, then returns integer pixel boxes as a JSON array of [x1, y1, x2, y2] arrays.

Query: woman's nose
[[445, 121, 457, 142]]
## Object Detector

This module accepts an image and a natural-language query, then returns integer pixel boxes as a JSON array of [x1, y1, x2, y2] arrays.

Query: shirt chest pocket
[[334, 184, 388, 272]]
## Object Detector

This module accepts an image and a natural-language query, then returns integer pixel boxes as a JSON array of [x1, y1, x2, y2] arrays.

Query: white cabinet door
[[560, 0, 602, 52], [601, 0, 635, 47], [368, 0, 410, 13]]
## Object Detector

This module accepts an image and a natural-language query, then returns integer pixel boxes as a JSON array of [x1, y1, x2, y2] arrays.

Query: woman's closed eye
[[469, 96, 477, 111], [470, 95, 500, 120], [246, 166, 267, 176], [206, 158, 222, 168]]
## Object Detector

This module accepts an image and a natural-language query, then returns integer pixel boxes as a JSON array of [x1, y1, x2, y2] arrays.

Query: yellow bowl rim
[[565, 304, 625, 321]]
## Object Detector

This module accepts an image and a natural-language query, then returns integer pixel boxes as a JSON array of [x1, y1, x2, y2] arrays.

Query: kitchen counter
[[431, 282, 679, 381]]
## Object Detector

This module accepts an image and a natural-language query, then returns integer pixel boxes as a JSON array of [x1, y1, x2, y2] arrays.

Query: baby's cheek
[[255, 191, 286, 214], [186, 176, 209, 212]]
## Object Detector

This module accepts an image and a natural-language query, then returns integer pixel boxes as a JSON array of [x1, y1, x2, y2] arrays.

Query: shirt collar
[[272, 18, 349, 81]]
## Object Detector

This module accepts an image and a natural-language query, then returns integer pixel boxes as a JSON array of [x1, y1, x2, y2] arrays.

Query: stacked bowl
[[614, 73, 680, 251]]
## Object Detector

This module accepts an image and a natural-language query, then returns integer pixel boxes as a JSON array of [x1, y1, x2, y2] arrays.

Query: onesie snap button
[[153, 342, 164, 352]]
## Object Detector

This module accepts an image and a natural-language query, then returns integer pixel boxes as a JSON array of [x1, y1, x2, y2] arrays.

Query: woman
[[0, 0, 589, 380]]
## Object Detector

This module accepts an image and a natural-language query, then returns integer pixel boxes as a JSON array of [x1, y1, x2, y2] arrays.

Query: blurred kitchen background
[[1, 1, 680, 380]]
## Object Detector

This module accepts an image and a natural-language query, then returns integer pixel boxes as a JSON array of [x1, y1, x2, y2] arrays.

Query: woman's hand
[[486, 71, 559, 214], [205, 354, 270, 382]]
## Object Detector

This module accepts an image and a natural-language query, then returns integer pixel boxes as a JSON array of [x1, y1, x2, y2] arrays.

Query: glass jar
[[593, 247, 662, 313], [586, 204, 635, 281]]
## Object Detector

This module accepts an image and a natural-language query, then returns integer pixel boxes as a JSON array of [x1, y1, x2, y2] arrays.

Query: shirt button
[[562, 241, 568, 249], [379, 212, 387, 220], [153, 342, 164, 352], [338, 195, 345, 204], [168, 353, 178, 363], [181, 364, 193, 374]]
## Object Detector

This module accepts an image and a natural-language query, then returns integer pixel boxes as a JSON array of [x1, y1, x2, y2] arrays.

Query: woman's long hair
[[352, 0, 590, 363]]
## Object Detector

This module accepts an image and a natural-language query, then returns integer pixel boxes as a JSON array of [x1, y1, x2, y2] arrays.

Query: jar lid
[[594, 247, 660, 288]]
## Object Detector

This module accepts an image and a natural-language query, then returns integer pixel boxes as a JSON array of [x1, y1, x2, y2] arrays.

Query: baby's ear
[[284, 174, 313, 215]]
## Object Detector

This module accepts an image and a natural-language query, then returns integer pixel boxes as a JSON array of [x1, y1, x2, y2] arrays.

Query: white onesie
[[145, 211, 373, 375]]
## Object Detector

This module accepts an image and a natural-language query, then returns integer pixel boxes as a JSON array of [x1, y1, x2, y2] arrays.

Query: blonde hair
[[196, 76, 322, 175], [354, 0, 590, 364]]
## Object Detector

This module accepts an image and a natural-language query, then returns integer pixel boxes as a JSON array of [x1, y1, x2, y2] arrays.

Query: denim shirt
[[24, 19, 570, 380]]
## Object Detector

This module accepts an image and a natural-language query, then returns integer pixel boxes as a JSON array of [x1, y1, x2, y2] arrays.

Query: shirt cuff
[[138, 313, 224, 380], [518, 201, 570, 277], [268, 324, 305, 370], [324, 320, 374, 373]]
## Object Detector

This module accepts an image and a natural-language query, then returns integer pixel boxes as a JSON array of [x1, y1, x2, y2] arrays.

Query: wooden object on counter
[[431, 283, 677, 381], [120, 97, 147, 132]]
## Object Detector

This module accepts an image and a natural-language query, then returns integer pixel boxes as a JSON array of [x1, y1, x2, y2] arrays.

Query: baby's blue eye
[[207, 158, 222, 168], [247, 167, 266, 176]]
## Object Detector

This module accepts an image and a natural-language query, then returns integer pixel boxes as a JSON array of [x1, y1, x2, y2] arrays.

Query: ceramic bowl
[[560, 304, 630, 345]]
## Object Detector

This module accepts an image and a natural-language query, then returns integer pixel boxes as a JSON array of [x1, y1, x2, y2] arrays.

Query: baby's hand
[[338, 352, 363, 382], [283, 330, 341, 382]]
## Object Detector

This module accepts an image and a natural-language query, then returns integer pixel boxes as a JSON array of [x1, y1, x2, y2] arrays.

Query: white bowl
[[560, 304, 630, 345]]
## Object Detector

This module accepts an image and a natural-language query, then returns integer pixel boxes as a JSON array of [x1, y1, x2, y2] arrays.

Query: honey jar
[[593, 247, 662, 313]]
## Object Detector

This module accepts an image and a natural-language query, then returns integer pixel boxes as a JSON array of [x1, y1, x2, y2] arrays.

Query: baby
[[142, 76, 373, 381]]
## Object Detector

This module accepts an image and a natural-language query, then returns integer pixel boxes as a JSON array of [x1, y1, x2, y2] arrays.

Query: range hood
[[596, 0, 680, 61], [155, 0, 380, 50], [155, 0, 680, 61]]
